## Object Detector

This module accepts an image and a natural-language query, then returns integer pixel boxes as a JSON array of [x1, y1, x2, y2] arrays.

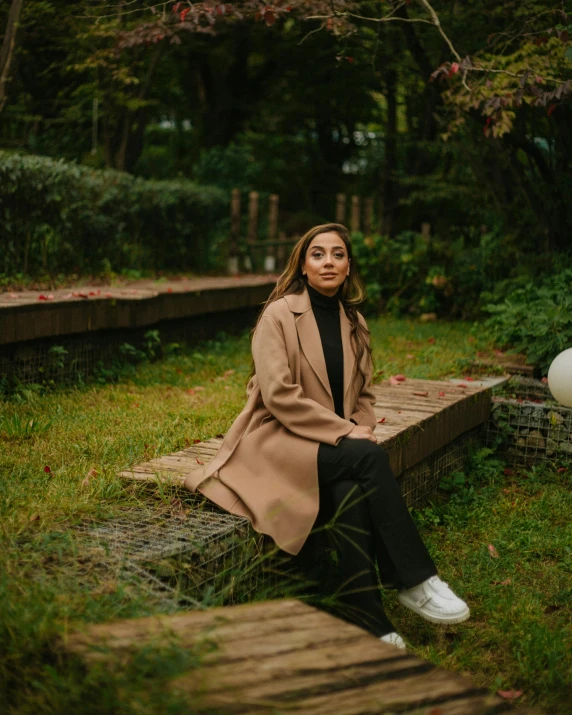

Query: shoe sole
[[397, 594, 471, 624]]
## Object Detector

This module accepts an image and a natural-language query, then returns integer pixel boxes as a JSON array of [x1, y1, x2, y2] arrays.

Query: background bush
[[482, 269, 572, 374], [0, 152, 228, 276]]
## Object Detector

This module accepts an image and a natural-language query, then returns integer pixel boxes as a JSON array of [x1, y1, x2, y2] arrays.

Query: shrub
[[0, 151, 228, 276], [482, 269, 572, 374]]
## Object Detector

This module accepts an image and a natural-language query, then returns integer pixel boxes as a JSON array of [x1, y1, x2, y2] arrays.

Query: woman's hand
[[346, 424, 377, 443]]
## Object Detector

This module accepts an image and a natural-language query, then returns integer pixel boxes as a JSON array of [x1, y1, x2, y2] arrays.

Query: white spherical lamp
[[547, 348, 572, 408]]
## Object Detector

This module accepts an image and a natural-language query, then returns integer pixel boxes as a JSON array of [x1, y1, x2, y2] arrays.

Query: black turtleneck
[[307, 282, 345, 419]]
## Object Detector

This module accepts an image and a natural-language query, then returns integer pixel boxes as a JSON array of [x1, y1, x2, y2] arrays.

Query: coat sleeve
[[252, 315, 355, 446], [349, 314, 377, 431]]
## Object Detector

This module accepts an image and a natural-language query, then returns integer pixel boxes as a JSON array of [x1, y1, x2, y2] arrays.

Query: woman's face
[[302, 231, 350, 297]]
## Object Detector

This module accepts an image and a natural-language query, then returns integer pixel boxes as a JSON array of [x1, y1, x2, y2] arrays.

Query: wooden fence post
[[243, 191, 259, 271], [265, 193, 279, 273], [228, 188, 241, 274], [351, 195, 361, 233], [335, 193, 346, 224], [364, 197, 374, 236]]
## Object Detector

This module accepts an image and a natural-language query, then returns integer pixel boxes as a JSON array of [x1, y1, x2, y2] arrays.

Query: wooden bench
[[105, 377, 506, 604], [61, 598, 523, 714], [120, 376, 507, 504]]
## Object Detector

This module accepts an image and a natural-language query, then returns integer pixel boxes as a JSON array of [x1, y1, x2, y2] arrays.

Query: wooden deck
[[62, 598, 512, 714], [0, 275, 276, 345], [120, 376, 506, 485]]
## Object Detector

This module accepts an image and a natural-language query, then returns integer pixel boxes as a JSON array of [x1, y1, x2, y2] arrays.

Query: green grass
[[0, 316, 569, 712]]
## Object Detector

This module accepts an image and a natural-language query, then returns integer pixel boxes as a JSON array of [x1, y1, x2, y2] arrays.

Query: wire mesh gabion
[[397, 428, 481, 507], [71, 500, 279, 611], [484, 378, 572, 467]]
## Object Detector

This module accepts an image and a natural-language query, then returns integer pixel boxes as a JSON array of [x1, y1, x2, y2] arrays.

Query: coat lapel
[[284, 288, 357, 415]]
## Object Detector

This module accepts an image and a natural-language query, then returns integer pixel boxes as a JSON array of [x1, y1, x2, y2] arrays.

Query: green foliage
[[351, 228, 512, 319], [483, 269, 572, 374], [0, 151, 228, 276]]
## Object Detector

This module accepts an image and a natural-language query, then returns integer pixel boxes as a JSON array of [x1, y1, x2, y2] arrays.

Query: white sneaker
[[397, 576, 470, 624], [379, 632, 406, 650]]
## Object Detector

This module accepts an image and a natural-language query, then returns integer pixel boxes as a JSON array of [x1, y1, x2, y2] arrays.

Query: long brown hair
[[248, 223, 373, 389]]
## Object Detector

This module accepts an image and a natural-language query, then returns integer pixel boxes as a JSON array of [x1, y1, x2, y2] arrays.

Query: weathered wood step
[[61, 598, 515, 714], [119, 377, 507, 485]]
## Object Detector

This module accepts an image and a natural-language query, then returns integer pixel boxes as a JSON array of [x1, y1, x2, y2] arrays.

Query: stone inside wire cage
[[73, 503, 278, 611], [484, 377, 572, 467]]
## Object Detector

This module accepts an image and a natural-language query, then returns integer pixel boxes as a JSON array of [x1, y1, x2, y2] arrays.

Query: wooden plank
[[119, 378, 506, 483], [0, 276, 275, 345], [62, 599, 513, 714]]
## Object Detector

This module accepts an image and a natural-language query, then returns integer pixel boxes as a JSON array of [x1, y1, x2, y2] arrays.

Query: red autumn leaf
[[132, 403, 139, 408], [557, 467, 567, 474], [43, 465, 51, 473], [448, 62, 460, 76], [38, 294, 54, 301], [394, 374, 406, 382], [186, 388, 195, 395], [438, 391, 446, 397], [413, 391, 429, 397], [263, 10, 276, 25], [193, 439, 201, 444], [488, 544, 500, 558], [547, 103, 557, 116], [173, 2, 181, 12], [196, 458, 205, 465], [345, 56, 354, 63], [377, 417, 386, 424], [180, 7, 190, 21], [463, 376, 475, 381], [504, 468, 514, 476], [428, 337, 435, 344], [497, 691, 523, 701], [167, 288, 173, 293]]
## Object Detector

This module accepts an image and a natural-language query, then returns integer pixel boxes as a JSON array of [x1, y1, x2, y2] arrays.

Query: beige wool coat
[[183, 286, 377, 555]]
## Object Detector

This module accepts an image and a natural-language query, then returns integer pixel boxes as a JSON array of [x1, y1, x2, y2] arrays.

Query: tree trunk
[[0, 0, 25, 114]]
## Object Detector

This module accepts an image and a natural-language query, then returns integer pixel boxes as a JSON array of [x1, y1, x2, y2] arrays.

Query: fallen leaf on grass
[[427, 337, 435, 344], [43, 465, 51, 474], [193, 439, 201, 444], [29, 513, 40, 522], [488, 544, 500, 558], [557, 467, 567, 474], [413, 391, 429, 397], [504, 468, 515, 476], [497, 691, 522, 701], [81, 468, 98, 488]]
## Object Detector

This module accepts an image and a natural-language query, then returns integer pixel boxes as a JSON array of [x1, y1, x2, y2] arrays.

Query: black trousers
[[316, 437, 438, 637]]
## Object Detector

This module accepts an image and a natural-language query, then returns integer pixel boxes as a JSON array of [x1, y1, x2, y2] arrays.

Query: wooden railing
[[226, 190, 377, 274]]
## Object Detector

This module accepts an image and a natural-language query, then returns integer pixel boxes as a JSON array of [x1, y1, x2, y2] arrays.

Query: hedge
[[0, 152, 229, 276]]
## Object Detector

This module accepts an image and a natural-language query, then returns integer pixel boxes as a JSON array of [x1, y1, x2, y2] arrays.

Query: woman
[[184, 223, 470, 648]]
